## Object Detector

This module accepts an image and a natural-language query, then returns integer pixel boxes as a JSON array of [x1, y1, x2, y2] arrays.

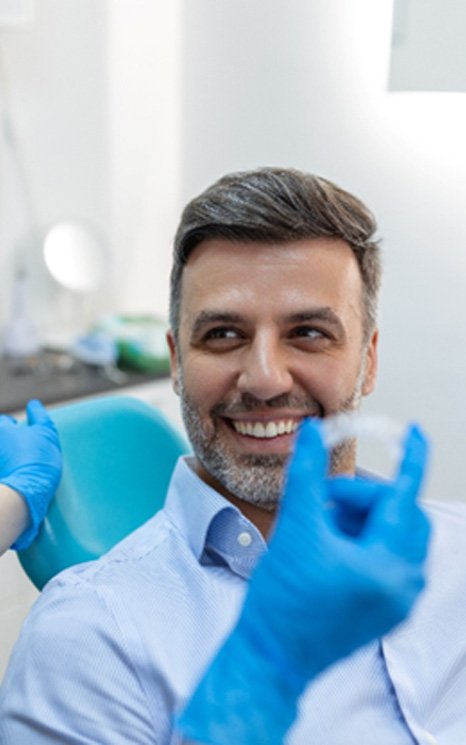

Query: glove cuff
[[1, 480, 40, 550], [177, 620, 308, 745]]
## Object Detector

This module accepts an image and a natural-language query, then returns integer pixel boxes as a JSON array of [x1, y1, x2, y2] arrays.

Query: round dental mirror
[[43, 221, 107, 293]]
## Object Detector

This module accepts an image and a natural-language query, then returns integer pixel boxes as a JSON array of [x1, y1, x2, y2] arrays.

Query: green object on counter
[[95, 314, 171, 374], [118, 339, 170, 374]]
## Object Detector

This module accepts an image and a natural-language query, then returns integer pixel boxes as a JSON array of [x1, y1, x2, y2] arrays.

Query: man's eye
[[204, 327, 241, 341], [292, 326, 325, 340]]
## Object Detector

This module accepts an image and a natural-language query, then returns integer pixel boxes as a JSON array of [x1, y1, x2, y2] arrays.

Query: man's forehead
[[183, 236, 356, 267], [178, 237, 364, 329], [181, 237, 361, 292]]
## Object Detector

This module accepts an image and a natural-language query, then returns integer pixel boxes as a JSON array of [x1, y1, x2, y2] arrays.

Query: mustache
[[211, 393, 324, 418]]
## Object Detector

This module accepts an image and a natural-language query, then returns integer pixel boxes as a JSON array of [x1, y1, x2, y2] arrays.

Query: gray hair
[[169, 167, 381, 340]]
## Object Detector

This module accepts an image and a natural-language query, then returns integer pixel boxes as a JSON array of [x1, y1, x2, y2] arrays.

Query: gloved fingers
[[361, 502, 431, 569], [280, 418, 328, 525], [385, 424, 429, 540], [0, 414, 17, 427], [327, 476, 384, 509], [25, 399, 51, 427], [325, 477, 386, 538], [403, 506, 431, 563], [395, 424, 429, 497], [362, 424, 430, 555]]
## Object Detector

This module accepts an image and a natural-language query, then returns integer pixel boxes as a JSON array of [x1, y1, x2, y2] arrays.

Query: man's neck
[[193, 460, 277, 539]]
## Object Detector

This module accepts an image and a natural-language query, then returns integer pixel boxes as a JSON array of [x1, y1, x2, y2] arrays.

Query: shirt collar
[[163, 456, 267, 579]]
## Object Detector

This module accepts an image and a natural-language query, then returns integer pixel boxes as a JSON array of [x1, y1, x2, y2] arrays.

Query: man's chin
[[211, 458, 286, 510], [236, 452, 288, 468]]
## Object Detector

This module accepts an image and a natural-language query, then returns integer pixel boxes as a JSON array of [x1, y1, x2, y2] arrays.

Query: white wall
[[107, 0, 182, 318], [0, 0, 182, 340], [390, 0, 466, 91], [0, 0, 110, 334]]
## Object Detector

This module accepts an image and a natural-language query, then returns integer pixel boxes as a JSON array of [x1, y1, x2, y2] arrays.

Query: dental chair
[[18, 395, 189, 590]]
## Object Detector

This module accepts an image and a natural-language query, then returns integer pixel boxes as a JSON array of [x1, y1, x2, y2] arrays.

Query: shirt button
[[237, 531, 253, 547], [424, 734, 437, 745]]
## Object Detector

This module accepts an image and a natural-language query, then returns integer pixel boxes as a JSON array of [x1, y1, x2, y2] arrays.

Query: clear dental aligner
[[321, 412, 407, 465]]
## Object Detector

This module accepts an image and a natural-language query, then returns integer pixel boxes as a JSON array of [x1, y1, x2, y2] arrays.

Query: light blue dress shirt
[[1, 457, 466, 744]]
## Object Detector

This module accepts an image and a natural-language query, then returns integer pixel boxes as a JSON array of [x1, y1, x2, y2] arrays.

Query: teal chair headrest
[[18, 395, 189, 590]]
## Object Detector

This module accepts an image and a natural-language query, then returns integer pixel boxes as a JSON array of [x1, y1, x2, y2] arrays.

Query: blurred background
[[1, 0, 466, 674]]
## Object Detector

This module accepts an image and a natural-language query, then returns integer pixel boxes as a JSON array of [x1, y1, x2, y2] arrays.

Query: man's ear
[[166, 330, 180, 395], [362, 329, 378, 396]]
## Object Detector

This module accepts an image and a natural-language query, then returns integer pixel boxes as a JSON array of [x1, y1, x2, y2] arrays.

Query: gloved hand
[[178, 418, 431, 745], [0, 399, 62, 550]]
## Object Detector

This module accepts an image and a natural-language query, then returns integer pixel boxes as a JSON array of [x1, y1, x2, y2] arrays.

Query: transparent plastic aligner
[[321, 412, 408, 473]]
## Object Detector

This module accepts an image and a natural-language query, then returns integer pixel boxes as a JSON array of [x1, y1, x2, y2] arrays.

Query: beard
[[178, 366, 366, 511]]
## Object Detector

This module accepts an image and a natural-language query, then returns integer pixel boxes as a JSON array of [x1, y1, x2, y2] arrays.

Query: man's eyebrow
[[282, 308, 345, 331], [189, 307, 345, 337], [190, 310, 244, 338]]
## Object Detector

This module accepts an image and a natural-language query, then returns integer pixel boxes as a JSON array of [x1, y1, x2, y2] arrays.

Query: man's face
[[167, 238, 378, 511]]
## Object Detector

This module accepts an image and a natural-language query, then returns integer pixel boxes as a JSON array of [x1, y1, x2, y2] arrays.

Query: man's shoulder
[[425, 498, 466, 537], [9, 506, 209, 671], [426, 497, 466, 519], [0, 513, 190, 742], [31, 506, 195, 623], [422, 499, 466, 593], [3, 500, 242, 718]]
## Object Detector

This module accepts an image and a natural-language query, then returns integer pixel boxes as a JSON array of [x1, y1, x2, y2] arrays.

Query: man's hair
[[169, 166, 382, 341]]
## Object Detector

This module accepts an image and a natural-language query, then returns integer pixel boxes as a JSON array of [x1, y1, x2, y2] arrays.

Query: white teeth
[[232, 419, 299, 439], [253, 422, 266, 438]]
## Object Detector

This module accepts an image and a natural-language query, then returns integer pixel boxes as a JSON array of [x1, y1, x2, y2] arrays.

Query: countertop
[[0, 351, 170, 414]]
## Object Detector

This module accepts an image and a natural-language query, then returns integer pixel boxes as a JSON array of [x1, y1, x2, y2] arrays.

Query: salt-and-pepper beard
[[177, 362, 367, 511]]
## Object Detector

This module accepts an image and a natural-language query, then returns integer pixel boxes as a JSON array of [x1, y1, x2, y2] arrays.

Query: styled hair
[[169, 167, 382, 340]]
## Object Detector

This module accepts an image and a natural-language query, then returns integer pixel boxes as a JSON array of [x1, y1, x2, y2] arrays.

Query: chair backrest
[[18, 395, 189, 590]]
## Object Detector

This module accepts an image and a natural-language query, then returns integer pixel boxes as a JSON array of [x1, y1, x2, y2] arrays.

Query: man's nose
[[236, 337, 293, 401]]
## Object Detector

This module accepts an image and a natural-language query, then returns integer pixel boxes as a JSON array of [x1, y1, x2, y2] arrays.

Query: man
[[1, 168, 465, 744]]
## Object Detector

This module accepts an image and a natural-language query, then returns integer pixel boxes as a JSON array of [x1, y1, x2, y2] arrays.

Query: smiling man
[[168, 235, 377, 533], [167, 169, 380, 530], [2, 168, 466, 745]]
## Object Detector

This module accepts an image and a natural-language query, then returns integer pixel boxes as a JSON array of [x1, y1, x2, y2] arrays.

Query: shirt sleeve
[[0, 577, 163, 744]]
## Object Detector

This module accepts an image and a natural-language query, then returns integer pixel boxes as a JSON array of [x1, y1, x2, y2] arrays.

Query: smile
[[230, 419, 300, 439]]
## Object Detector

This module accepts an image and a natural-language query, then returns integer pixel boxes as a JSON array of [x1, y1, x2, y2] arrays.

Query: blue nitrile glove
[[178, 418, 431, 745], [0, 399, 62, 550]]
